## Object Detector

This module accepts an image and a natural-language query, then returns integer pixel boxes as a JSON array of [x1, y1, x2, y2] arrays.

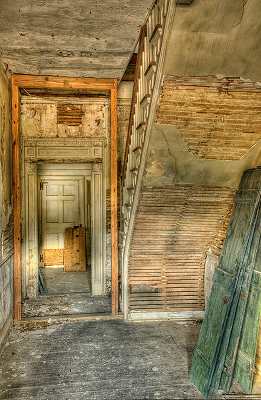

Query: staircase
[[121, 0, 176, 317]]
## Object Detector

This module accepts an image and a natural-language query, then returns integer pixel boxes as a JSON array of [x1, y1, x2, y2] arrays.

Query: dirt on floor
[[0, 320, 203, 400]]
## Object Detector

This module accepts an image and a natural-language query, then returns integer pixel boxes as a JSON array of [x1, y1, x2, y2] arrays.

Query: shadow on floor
[[0, 320, 203, 400]]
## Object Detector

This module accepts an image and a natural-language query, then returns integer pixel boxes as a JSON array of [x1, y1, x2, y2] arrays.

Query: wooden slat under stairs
[[156, 76, 261, 161], [128, 185, 234, 312]]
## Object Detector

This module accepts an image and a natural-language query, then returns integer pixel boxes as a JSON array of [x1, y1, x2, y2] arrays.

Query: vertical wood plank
[[12, 78, 22, 320], [111, 81, 118, 314]]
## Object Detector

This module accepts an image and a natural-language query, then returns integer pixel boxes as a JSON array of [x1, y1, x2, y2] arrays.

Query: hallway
[[0, 1, 260, 399], [0, 320, 203, 400]]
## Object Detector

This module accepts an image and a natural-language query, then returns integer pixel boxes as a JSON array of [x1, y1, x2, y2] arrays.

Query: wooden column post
[[12, 77, 22, 320], [111, 81, 118, 314]]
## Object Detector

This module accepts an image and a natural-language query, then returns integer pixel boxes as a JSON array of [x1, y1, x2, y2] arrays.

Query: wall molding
[[128, 311, 204, 321], [22, 138, 107, 298]]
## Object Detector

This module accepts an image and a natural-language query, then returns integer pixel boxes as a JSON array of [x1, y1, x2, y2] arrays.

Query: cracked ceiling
[[0, 0, 155, 78]]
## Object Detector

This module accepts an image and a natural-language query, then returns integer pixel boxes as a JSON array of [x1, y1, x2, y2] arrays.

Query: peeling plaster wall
[[146, 76, 261, 187], [165, 0, 261, 82], [132, 74, 261, 314], [144, 124, 261, 188], [21, 97, 108, 139], [0, 0, 154, 78], [0, 65, 13, 349]]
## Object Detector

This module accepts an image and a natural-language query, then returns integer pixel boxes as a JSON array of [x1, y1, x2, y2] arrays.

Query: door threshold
[[15, 313, 124, 330]]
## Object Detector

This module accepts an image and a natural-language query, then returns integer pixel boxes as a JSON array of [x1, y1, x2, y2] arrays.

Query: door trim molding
[[12, 75, 118, 319]]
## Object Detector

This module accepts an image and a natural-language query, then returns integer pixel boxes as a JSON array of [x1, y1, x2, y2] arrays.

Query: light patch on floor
[[23, 268, 111, 318], [42, 267, 91, 295]]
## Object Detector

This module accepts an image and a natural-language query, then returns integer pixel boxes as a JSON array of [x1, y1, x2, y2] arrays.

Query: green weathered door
[[190, 167, 261, 398]]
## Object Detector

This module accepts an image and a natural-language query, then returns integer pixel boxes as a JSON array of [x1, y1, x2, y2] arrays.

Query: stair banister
[[121, 0, 176, 318]]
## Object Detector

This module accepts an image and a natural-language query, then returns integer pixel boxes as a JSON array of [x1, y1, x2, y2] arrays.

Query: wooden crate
[[43, 249, 64, 266], [64, 226, 87, 272]]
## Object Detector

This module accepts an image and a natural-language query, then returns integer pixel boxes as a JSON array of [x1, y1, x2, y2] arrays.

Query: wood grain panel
[[128, 186, 235, 312]]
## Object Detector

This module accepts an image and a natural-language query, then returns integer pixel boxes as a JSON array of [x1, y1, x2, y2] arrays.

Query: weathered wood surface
[[157, 76, 261, 160], [64, 227, 86, 272], [43, 249, 64, 266], [253, 323, 261, 393], [22, 293, 111, 318], [190, 167, 261, 398], [128, 186, 234, 313], [0, 66, 13, 350], [110, 83, 119, 314], [39, 267, 91, 295], [12, 76, 22, 320], [0, 320, 203, 400], [232, 214, 261, 393]]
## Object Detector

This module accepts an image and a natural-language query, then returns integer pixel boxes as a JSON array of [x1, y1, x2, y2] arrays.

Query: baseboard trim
[[127, 310, 204, 321]]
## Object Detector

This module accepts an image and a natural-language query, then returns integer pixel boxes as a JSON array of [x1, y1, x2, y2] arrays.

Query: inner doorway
[[22, 160, 111, 318], [39, 176, 88, 295]]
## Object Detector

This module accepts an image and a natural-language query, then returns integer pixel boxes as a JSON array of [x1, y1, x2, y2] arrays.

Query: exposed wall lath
[[57, 104, 84, 126], [128, 186, 234, 312], [157, 76, 261, 160]]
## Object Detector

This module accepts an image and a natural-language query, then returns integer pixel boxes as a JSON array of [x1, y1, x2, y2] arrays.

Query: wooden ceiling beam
[[12, 74, 115, 92]]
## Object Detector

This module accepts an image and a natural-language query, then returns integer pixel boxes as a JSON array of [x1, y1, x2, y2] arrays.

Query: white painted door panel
[[41, 178, 84, 264]]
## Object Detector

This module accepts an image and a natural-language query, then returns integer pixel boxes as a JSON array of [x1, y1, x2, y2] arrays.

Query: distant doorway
[[40, 177, 85, 267], [22, 159, 111, 318], [39, 174, 88, 297]]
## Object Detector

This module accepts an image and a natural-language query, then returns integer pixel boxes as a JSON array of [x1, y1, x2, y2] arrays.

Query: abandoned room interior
[[0, 0, 260, 399]]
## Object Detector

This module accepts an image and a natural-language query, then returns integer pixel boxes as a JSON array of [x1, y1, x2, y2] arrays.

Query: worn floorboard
[[23, 267, 111, 318], [0, 320, 204, 400], [23, 293, 111, 318], [41, 267, 91, 295]]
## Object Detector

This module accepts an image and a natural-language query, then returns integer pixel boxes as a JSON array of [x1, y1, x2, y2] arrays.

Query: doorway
[[39, 171, 88, 297], [12, 75, 118, 320], [22, 158, 110, 318]]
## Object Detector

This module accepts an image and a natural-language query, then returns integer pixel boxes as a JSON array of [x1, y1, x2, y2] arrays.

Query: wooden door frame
[[12, 74, 118, 319]]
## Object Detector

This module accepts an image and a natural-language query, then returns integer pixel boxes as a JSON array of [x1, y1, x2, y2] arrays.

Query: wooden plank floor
[[23, 293, 111, 318], [41, 267, 91, 295], [23, 268, 111, 318], [0, 320, 204, 400]]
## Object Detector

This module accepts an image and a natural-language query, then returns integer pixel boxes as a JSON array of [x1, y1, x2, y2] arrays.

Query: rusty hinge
[[40, 254, 44, 263], [40, 181, 44, 190]]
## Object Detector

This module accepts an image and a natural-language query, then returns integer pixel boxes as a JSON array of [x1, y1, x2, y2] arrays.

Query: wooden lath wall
[[128, 186, 234, 312], [156, 76, 261, 160]]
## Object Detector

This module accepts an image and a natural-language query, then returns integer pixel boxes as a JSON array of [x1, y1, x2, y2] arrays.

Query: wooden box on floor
[[64, 226, 87, 272], [43, 249, 64, 267]]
